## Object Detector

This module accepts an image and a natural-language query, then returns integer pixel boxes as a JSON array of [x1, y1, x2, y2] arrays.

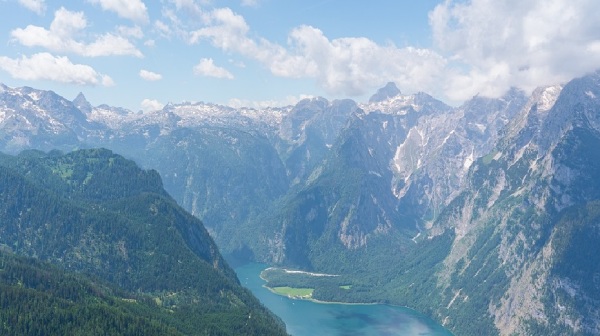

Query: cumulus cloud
[[86, 34, 143, 57], [88, 0, 149, 23], [190, 8, 446, 98], [0, 52, 112, 86], [139, 69, 162, 81], [429, 0, 600, 101], [11, 7, 143, 57], [18, 0, 45, 15], [282, 26, 446, 96], [141, 98, 164, 112], [193, 58, 234, 79], [176, 1, 600, 103], [189, 8, 253, 47]]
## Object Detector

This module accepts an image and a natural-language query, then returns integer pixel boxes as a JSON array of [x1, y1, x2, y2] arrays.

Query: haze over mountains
[[1, 71, 600, 335]]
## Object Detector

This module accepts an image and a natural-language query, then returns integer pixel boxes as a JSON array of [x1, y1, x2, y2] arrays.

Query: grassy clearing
[[271, 286, 314, 299], [482, 150, 498, 165], [339, 285, 352, 290]]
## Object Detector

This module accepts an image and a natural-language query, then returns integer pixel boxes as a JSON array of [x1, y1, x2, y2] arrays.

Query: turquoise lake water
[[235, 263, 453, 336]]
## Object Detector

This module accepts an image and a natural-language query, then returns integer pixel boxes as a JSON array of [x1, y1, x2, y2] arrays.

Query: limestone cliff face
[[431, 73, 600, 335]]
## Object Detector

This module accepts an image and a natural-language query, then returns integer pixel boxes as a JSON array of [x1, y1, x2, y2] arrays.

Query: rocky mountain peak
[[73, 92, 92, 114], [369, 82, 401, 103]]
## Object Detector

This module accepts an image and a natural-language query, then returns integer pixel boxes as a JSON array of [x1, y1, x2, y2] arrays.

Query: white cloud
[[190, 8, 446, 98], [429, 0, 600, 101], [88, 0, 149, 23], [18, 0, 45, 15], [50, 6, 87, 36], [154, 20, 171, 37], [139, 69, 162, 81], [144, 39, 156, 47], [11, 7, 143, 58], [141, 98, 164, 112], [101, 75, 115, 86], [85, 34, 143, 57], [229, 59, 246, 68], [0, 52, 112, 86], [282, 26, 446, 96], [117, 25, 144, 39], [241, 0, 259, 7], [189, 8, 251, 46], [193, 58, 234, 79], [169, 0, 203, 17], [158, 3, 206, 41], [180, 2, 600, 104]]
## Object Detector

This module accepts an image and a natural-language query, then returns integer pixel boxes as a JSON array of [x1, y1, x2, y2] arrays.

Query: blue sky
[[1, 0, 600, 112]]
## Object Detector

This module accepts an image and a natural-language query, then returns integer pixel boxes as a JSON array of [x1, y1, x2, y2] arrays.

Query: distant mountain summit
[[73, 92, 92, 114], [369, 82, 401, 102]]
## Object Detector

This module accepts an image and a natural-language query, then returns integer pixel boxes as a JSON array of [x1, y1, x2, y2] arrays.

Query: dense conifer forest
[[0, 149, 287, 335]]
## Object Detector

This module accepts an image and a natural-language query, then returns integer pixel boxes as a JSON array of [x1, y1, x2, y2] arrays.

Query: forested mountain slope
[[0, 251, 182, 336], [0, 148, 287, 335]]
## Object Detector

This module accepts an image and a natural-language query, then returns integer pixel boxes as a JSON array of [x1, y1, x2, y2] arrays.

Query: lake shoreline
[[262, 283, 381, 306], [237, 262, 453, 336], [259, 266, 422, 310]]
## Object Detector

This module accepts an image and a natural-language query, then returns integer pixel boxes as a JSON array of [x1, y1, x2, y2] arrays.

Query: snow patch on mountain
[[538, 85, 563, 111], [27, 91, 42, 101], [463, 149, 474, 170], [586, 91, 596, 99], [360, 94, 417, 114]]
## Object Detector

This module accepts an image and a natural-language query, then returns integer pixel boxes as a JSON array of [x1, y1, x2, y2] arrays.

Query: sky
[[1, 0, 600, 112]]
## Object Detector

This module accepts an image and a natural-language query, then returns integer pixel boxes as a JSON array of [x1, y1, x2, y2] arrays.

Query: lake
[[235, 263, 453, 336]]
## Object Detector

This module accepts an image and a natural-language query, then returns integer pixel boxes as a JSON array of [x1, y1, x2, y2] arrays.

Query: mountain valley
[[2, 71, 600, 335]]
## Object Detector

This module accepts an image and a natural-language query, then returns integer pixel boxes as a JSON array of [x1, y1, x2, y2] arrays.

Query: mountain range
[[1, 70, 600, 335]]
